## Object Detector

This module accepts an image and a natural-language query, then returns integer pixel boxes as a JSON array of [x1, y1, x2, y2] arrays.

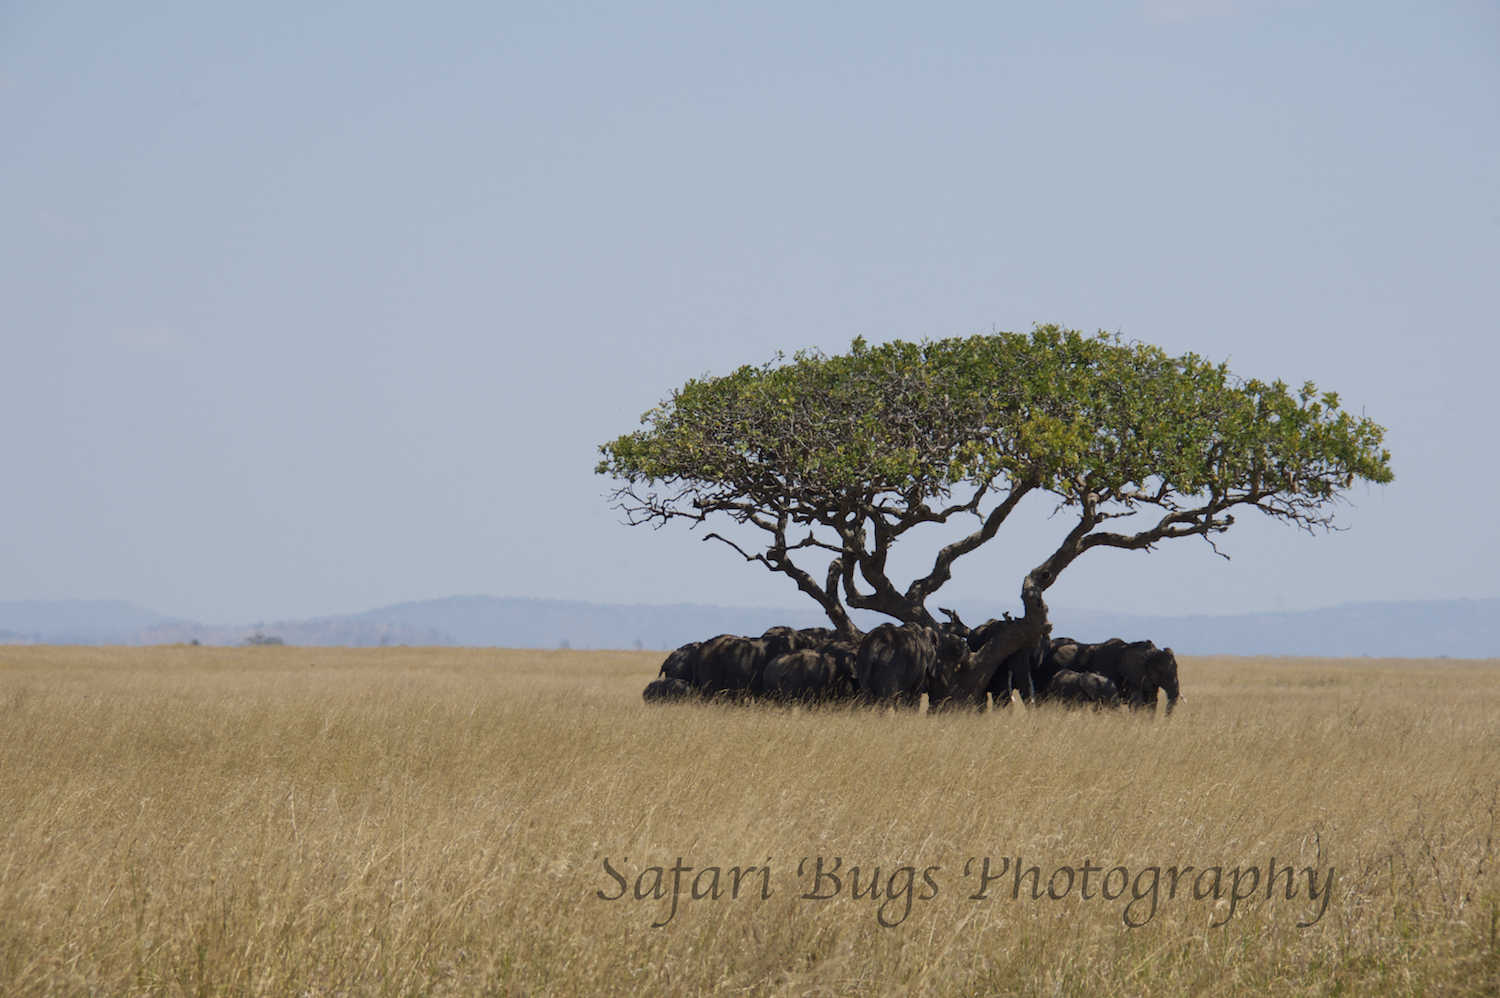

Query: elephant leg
[[1017, 666, 1035, 707], [992, 671, 1014, 709]]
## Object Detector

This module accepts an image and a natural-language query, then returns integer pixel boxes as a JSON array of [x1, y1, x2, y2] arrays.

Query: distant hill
[[350, 595, 876, 650], [1043, 600, 1500, 659], [0, 599, 180, 644], [2, 596, 1498, 658], [0, 600, 449, 648]]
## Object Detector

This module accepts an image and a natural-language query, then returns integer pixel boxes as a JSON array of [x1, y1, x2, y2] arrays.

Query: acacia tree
[[597, 326, 1392, 654]]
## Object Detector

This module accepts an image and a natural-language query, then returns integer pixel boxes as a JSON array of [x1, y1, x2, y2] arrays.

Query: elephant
[[1082, 639, 1179, 712], [1037, 668, 1120, 707], [759, 626, 804, 660], [1049, 637, 1181, 713], [1033, 636, 1085, 693], [692, 633, 775, 698], [1142, 647, 1182, 714], [658, 641, 702, 683], [762, 643, 858, 703], [642, 677, 697, 703], [653, 627, 868, 703], [760, 625, 841, 657], [796, 626, 839, 647], [856, 623, 940, 708]]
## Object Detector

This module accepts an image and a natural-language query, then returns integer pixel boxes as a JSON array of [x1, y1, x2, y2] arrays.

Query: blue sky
[[2, 1, 1497, 624]]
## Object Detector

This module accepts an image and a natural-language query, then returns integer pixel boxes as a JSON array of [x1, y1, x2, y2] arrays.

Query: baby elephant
[[1040, 669, 1120, 708], [642, 677, 697, 703]]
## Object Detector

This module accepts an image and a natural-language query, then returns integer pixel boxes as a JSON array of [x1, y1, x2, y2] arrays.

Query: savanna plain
[[1, 643, 1497, 997]]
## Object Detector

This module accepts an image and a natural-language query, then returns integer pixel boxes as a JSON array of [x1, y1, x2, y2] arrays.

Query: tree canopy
[[597, 325, 1392, 643]]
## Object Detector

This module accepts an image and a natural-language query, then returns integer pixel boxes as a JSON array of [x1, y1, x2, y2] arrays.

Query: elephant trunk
[[1161, 649, 1181, 715]]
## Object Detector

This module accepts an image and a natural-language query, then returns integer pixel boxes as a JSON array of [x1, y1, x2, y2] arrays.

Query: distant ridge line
[[1, 596, 1497, 658]]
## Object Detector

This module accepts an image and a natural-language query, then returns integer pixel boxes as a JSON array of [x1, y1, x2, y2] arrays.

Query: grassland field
[[1, 644, 1497, 997]]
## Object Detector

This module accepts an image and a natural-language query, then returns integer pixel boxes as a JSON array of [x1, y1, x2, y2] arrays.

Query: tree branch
[[908, 480, 1037, 604]]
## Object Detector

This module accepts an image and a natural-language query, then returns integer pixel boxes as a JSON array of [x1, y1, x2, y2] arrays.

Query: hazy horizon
[[10, 591, 1499, 630]]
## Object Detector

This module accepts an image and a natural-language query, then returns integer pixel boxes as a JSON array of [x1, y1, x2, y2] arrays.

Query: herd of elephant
[[641, 613, 1182, 714]]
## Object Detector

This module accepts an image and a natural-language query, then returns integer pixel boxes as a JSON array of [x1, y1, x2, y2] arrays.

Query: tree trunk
[[958, 576, 1051, 692]]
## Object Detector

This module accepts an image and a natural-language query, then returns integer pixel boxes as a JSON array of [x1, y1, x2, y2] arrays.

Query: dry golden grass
[[1, 644, 1497, 997]]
